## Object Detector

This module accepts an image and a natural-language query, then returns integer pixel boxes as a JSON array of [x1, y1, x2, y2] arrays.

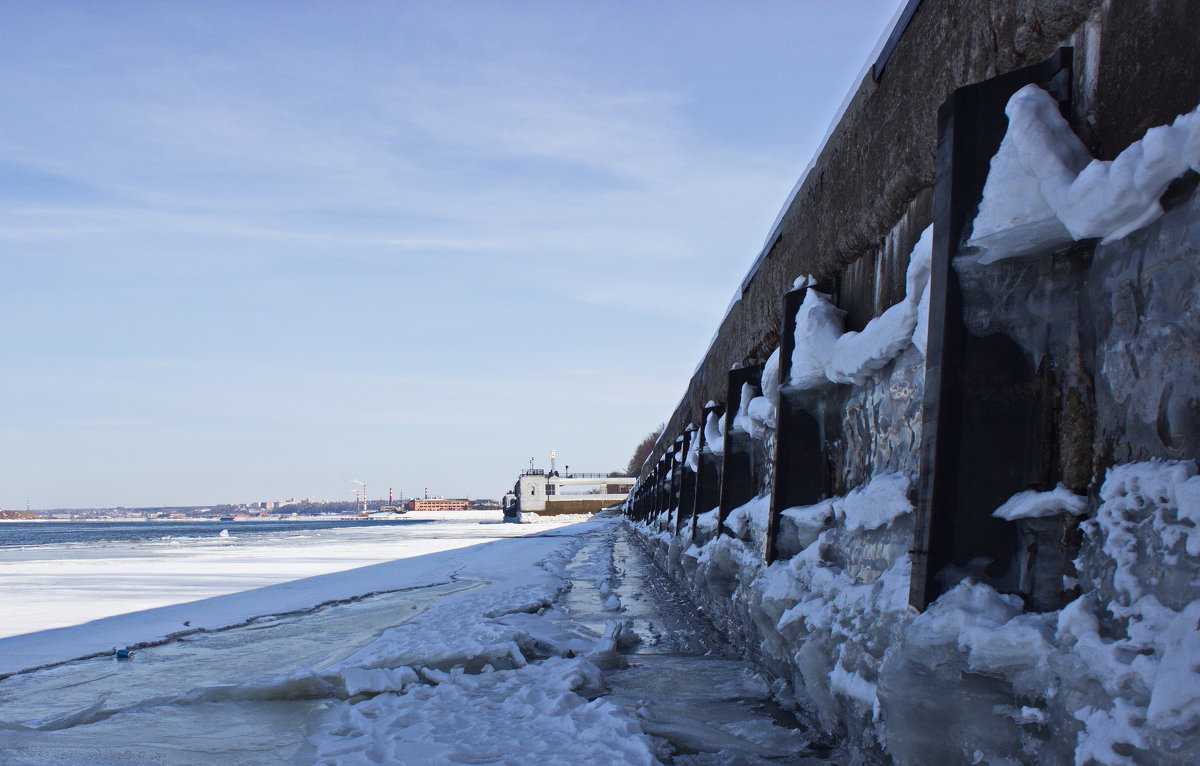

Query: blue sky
[[1, 1, 904, 509]]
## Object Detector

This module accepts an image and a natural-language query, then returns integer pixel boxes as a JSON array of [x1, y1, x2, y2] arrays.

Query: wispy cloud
[[0, 1, 905, 507]]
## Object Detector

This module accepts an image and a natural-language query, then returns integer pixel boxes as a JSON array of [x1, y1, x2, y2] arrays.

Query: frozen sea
[[0, 512, 829, 764], [0, 511, 552, 647], [0, 518, 422, 548]]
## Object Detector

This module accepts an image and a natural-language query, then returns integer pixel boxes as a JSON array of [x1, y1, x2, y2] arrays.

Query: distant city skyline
[[23, 492, 502, 513], [1, 1, 906, 509]]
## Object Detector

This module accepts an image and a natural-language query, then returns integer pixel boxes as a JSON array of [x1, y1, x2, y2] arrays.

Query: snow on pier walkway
[[0, 512, 827, 765]]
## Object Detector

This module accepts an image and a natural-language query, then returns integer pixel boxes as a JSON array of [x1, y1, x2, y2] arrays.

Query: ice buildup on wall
[[731, 381, 775, 441], [704, 410, 725, 455], [789, 289, 844, 388], [730, 382, 758, 434], [991, 484, 1088, 521], [761, 347, 782, 406], [632, 458, 1200, 765], [824, 225, 932, 385], [969, 84, 1200, 261], [684, 426, 702, 472]]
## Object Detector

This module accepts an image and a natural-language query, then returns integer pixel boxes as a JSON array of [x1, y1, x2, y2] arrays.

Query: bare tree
[[622, 424, 664, 477]]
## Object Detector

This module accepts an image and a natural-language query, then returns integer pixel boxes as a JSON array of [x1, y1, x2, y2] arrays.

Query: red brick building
[[403, 498, 469, 512]]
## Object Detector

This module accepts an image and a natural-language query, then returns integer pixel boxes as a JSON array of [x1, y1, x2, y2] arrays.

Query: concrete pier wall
[[622, 1, 1200, 762], [649, 0, 1199, 455]]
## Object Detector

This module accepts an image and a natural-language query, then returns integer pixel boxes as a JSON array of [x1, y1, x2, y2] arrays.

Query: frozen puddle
[[0, 516, 831, 764]]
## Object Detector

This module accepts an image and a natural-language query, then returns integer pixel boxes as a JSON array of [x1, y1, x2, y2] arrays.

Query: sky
[[1, 0, 905, 509]]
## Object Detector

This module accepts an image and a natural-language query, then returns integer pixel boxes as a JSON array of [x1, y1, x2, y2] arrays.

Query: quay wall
[[659, 0, 1199, 445], [623, 1, 1200, 763]]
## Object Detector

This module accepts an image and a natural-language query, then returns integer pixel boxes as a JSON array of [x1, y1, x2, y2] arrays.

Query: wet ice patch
[[0, 516, 663, 764]]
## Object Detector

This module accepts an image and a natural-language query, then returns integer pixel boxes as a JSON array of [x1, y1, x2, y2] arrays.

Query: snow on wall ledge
[[969, 85, 1200, 261], [789, 226, 933, 391], [630, 460, 1200, 765]]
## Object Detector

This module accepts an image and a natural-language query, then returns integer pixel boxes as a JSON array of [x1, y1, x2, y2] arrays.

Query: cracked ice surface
[[0, 513, 824, 764], [0, 517, 654, 764], [0, 511, 576, 673]]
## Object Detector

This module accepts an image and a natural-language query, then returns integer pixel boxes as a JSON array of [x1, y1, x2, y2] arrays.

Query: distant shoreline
[[0, 514, 388, 523]]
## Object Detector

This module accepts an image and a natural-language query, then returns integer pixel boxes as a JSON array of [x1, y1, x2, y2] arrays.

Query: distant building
[[0, 509, 37, 520], [506, 469, 633, 515], [404, 498, 469, 512]]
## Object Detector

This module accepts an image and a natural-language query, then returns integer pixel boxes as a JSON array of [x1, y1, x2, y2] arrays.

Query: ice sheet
[[0, 514, 585, 675]]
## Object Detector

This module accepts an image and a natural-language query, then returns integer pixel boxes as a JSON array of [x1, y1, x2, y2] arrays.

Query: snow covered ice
[[0, 512, 830, 764], [0, 511, 575, 670]]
